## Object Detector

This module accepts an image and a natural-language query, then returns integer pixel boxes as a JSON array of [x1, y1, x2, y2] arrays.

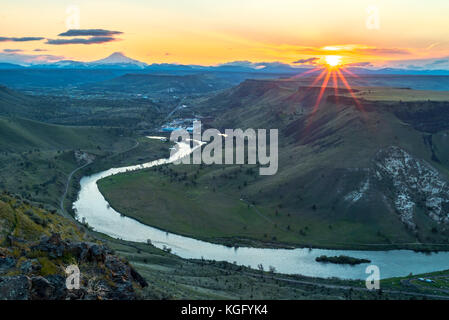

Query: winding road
[[59, 159, 93, 218], [59, 139, 140, 217]]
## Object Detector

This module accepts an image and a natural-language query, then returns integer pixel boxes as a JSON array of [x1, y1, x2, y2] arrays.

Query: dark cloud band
[[3, 49, 23, 53], [58, 29, 123, 37], [293, 57, 319, 64], [0, 37, 44, 42], [46, 36, 119, 45]]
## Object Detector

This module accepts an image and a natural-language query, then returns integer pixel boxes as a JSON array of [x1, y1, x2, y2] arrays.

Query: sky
[[1, 0, 449, 68]]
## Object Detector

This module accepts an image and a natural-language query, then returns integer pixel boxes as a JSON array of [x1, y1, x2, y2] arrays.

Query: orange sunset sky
[[1, 0, 449, 68]]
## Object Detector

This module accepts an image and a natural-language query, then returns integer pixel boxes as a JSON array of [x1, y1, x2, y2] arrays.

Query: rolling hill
[[0, 85, 36, 117], [0, 84, 165, 128], [84, 73, 240, 95], [0, 116, 131, 152], [0, 113, 135, 210], [99, 79, 449, 249]]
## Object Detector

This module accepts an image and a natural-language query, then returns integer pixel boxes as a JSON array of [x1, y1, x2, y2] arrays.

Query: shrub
[[38, 257, 59, 276]]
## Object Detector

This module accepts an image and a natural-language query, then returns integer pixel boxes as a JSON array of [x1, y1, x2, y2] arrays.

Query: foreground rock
[[0, 193, 148, 300], [0, 234, 147, 300]]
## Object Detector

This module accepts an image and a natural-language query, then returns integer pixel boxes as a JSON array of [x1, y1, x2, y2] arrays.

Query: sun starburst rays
[[290, 58, 365, 135]]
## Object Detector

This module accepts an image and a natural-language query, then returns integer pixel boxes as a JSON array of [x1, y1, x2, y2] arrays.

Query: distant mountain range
[[2, 52, 449, 75], [16, 52, 149, 70]]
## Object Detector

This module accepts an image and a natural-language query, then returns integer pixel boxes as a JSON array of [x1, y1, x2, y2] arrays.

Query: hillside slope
[[100, 79, 449, 249], [0, 85, 35, 118], [0, 116, 131, 152], [0, 115, 135, 210], [210, 80, 449, 246], [85, 73, 236, 95]]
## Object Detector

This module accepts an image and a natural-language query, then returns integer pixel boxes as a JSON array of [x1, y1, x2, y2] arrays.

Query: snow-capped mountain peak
[[89, 52, 147, 68]]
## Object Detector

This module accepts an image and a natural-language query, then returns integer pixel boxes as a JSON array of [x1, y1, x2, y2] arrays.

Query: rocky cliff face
[[374, 146, 449, 228], [392, 101, 449, 133], [344, 146, 449, 230], [0, 193, 147, 300]]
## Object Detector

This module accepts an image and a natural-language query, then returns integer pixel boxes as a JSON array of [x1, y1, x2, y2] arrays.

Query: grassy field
[[0, 116, 136, 211], [0, 116, 133, 152], [62, 136, 172, 216], [98, 160, 438, 249], [381, 268, 449, 297], [0, 84, 167, 129], [348, 87, 449, 102], [97, 164, 294, 247]]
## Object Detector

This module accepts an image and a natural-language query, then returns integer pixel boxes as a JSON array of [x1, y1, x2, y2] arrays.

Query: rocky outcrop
[[343, 146, 449, 230], [0, 234, 147, 300], [0, 276, 31, 300], [374, 146, 449, 228], [0, 257, 16, 273], [31, 233, 109, 262]]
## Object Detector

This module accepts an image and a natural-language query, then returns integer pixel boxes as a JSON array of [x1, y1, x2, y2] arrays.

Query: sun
[[325, 55, 342, 68], [290, 53, 365, 133]]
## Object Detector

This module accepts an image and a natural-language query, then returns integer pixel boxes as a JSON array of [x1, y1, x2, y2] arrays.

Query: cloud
[[0, 36, 44, 42], [382, 55, 449, 70], [47, 29, 123, 45], [345, 62, 373, 67], [58, 29, 123, 37], [0, 52, 65, 65], [33, 49, 47, 52], [254, 61, 291, 68], [424, 41, 449, 51], [219, 60, 255, 67], [292, 57, 319, 64], [265, 44, 412, 59], [218, 60, 308, 71], [430, 59, 449, 65], [356, 48, 410, 55], [3, 49, 23, 53], [46, 36, 119, 45]]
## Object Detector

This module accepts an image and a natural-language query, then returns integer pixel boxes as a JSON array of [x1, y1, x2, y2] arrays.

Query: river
[[73, 137, 449, 280]]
